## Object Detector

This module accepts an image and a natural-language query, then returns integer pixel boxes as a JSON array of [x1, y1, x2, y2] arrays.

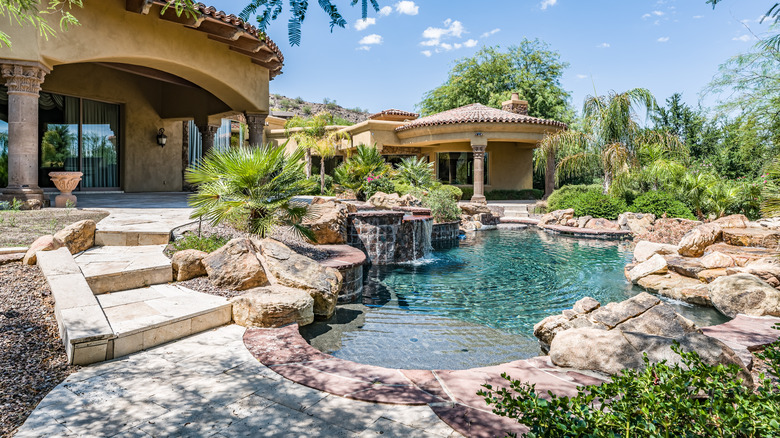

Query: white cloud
[[693, 15, 703, 19], [378, 6, 392, 16], [421, 50, 432, 57], [395, 1, 419, 15], [359, 34, 383, 45], [540, 0, 557, 10], [653, 10, 664, 16], [421, 19, 465, 46], [463, 39, 478, 47], [657, 36, 670, 42], [481, 28, 500, 38], [354, 17, 376, 31], [643, 10, 665, 19], [357, 46, 371, 51], [733, 34, 753, 42], [440, 43, 453, 51], [576, 74, 588, 79], [597, 42, 610, 48]]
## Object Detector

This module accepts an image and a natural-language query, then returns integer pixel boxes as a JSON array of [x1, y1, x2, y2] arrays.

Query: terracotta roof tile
[[193, 3, 284, 74], [395, 103, 566, 132], [368, 109, 419, 120]]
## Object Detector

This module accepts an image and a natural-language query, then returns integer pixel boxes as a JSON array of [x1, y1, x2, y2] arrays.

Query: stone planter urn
[[49, 171, 83, 208]]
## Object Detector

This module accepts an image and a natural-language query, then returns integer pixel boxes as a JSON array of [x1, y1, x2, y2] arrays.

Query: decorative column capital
[[244, 112, 268, 129], [471, 144, 486, 156], [197, 124, 220, 135], [1, 62, 49, 96]]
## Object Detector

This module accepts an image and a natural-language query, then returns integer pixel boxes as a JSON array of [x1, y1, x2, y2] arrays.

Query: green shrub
[[438, 184, 463, 201], [305, 174, 334, 195], [411, 187, 461, 223], [393, 181, 414, 196], [395, 156, 436, 188], [631, 191, 696, 220], [485, 189, 543, 201], [480, 327, 780, 438], [362, 174, 395, 200], [570, 190, 628, 219], [460, 186, 474, 200], [172, 233, 228, 253], [547, 184, 601, 211]]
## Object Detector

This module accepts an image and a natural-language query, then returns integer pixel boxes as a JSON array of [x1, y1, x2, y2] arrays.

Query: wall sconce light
[[475, 132, 483, 136], [156, 128, 167, 147]]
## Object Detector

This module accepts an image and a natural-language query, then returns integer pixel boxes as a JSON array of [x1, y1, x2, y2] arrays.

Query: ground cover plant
[[479, 329, 780, 438]]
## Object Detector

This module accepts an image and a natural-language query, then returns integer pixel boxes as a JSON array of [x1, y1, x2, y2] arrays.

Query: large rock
[[24, 235, 64, 265], [634, 241, 679, 263], [257, 239, 341, 318], [614, 303, 699, 338], [704, 243, 779, 267], [697, 268, 729, 283], [202, 238, 268, 291], [727, 257, 780, 288], [460, 203, 492, 216], [587, 292, 660, 328], [709, 273, 780, 318], [53, 220, 96, 254], [231, 285, 314, 327], [584, 217, 621, 231], [550, 328, 750, 383], [312, 196, 357, 213], [303, 201, 348, 245], [533, 297, 604, 353], [172, 249, 208, 281], [722, 227, 780, 251], [367, 192, 421, 210], [628, 254, 668, 283], [678, 223, 723, 257], [700, 251, 734, 269], [714, 214, 749, 229], [637, 273, 711, 305], [618, 212, 656, 235], [665, 255, 705, 279]]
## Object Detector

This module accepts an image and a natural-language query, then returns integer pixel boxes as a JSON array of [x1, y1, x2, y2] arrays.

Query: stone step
[[74, 245, 172, 294], [95, 230, 171, 246], [96, 284, 232, 359], [504, 211, 530, 217]]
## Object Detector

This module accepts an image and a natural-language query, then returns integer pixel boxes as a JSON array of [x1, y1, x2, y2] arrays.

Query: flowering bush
[[362, 174, 395, 200]]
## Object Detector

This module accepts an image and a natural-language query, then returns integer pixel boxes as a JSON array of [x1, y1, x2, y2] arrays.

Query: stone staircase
[[39, 218, 232, 365]]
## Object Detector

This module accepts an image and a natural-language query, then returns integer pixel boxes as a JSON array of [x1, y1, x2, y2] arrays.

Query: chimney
[[502, 92, 529, 115]]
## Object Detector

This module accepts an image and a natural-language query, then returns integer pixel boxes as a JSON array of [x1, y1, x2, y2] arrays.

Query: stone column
[[197, 124, 219, 157], [1, 62, 49, 203], [471, 137, 487, 204], [245, 113, 267, 147]]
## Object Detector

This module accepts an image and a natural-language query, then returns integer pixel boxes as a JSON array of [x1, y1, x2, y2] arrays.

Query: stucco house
[[0, 0, 282, 204], [268, 94, 566, 203]]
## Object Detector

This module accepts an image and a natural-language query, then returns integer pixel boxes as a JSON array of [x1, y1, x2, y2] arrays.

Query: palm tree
[[185, 144, 317, 240], [311, 128, 350, 194], [679, 171, 715, 219], [761, 158, 780, 218], [540, 89, 685, 195], [333, 144, 392, 199], [395, 156, 435, 188], [636, 131, 688, 191]]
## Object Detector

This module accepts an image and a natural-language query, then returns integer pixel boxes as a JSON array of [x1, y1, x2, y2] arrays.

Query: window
[[37, 91, 120, 189], [436, 152, 488, 185]]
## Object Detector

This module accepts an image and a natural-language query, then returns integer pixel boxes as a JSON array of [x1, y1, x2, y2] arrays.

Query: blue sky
[[210, 0, 773, 116]]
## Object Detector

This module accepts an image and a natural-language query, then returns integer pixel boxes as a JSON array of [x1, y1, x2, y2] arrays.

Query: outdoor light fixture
[[475, 132, 483, 136], [156, 128, 167, 147]]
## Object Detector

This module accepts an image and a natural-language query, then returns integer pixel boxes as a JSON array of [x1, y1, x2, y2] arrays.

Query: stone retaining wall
[[347, 211, 433, 264]]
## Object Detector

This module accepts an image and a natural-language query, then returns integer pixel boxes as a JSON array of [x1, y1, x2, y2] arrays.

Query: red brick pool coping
[[317, 244, 367, 270], [244, 316, 780, 438]]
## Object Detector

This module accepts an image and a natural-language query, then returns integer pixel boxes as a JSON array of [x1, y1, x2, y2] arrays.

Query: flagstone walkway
[[15, 325, 462, 438]]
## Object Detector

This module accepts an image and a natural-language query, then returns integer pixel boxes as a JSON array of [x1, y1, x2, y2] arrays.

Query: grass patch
[[0, 208, 109, 247], [171, 233, 229, 253]]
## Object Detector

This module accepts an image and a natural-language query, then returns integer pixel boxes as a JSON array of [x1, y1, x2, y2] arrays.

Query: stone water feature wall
[[347, 210, 433, 264], [432, 221, 460, 242]]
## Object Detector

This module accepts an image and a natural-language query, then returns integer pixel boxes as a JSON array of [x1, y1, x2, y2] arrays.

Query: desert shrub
[[485, 189, 543, 201], [480, 328, 780, 438], [570, 189, 628, 219], [301, 105, 312, 115], [362, 174, 395, 200], [172, 233, 228, 253], [439, 184, 463, 201], [411, 187, 461, 223], [631, 191, 696, 220], [547, 184, 601, 211]]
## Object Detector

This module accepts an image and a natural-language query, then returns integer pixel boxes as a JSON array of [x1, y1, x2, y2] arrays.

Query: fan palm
[[285, 112, 333, 178], [333, 144, 392, 198], [311, 128, 350, 194], [395, 156, 435, 188], [185, 143, 316, 240], [679, 171, 716, 219]]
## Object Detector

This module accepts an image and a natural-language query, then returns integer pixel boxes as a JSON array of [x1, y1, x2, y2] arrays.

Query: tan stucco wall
[[44, 64, 185, 192], [2, 0, 270, 113]]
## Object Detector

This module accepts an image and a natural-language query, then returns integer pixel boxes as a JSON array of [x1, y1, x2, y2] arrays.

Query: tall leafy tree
[[417, 41, 574, 123]]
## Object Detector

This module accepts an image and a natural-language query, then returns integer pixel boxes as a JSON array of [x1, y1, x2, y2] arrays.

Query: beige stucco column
[[197, 124, 219, 157], [245, 113, 267, 147], [471, 137, 487, 204], [1, 61, 49, 202]]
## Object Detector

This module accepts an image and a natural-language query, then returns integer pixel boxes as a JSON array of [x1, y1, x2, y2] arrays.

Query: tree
[[285, 112, 348, 188], [417, 41, 574, 123], [185, 144, 316, 240], [1, 0, 380, 47], [762, 158, 780, 218], [651, 93, 717, 159]]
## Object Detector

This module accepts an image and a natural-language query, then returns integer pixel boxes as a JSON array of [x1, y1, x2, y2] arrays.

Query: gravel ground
[[177, 276, 246, 300], [0, 263, 76, 438], [0, 209, 109, 247]]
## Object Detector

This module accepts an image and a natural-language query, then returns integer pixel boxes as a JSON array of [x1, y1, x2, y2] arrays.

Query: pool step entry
[[96, 284, 232, 360], [502, 204, 531, 217], [74, 245, 172, 294]]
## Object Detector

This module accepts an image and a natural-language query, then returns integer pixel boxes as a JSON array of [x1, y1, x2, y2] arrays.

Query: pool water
[[301, 229, 728, 370]]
